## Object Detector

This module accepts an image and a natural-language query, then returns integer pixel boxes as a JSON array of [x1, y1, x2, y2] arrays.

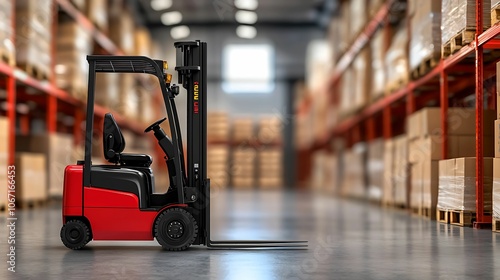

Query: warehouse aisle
[[1, 191, 499, 279]]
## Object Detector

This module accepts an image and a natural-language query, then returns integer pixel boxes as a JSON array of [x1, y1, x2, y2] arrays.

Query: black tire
[[154, 208, 198, 251], [60, 220, 91, 250]]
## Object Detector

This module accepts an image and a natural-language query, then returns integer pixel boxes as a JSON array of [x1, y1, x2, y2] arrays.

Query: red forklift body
[[63, 164, 187, 240]]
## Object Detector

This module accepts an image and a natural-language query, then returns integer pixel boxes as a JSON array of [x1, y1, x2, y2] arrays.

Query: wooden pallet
[[492, 5, 500, 26], [441, 29, 475, 58], [17, 199, 46, 209], [437, 208, 449, 224], [448, 210, 476, 227], [384, 77, 408, 95], [410, 54, 440, 80], [493, 218, 500, 233], [18, 63, 49, 81], [0, 47, 15, 67]]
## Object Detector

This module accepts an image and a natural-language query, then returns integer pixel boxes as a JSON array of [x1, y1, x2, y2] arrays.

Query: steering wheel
[[144, 117, 167, 133]]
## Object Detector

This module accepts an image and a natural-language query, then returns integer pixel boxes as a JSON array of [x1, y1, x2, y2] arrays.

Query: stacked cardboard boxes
[[231, 147, 256, 189], [409, 107, 495, 218], [0, 0, 14, 66], [370, 29, 385, 101], [341, 143, 366, 199], [87, 0, 108, 33], [379, 135, 409, 207], [311, 147, 341, 195], [258, 148, 282, 189], [134, 27, 152, 57], [257, 116, 281, 144], [339, 1, 351, 53], [384, 21, 408, 94], [208, 112, 230, 143], [70, 0, 86, 11], [108, 5, 135, 54], [0, 118, 8, 209], [205, 113, 226, 191], [55, 21, 93, 99], [349, 0, 368, 42], [353, 47, 371, 111], [232, 118, 254, 143], [116, 74, 138, 120], [437, 158, 493, 215], [493, 63, 500, 228], [393, 135, 409, 206], [493, 0, 500, 25], [339, 67, 355, 117], [367, 139, 384, 202], [441, 0, 490, 47], [208, 145, 229, 190], [16, 134, 74, 198], [95, 73, 119, 109], [382, 139, 395, 206], [15, 153, 47, 205], [256, 116, 282, 189], [15, 0, 52, 79], [408, 0, 441, 78]]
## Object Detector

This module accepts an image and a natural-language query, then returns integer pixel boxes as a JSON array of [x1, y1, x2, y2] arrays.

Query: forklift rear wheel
[[155, 208, 198, 251], [60, 220, 91, 250]]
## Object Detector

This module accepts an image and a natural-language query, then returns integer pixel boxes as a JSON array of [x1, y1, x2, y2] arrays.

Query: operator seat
[[103, 113, 152, 167]]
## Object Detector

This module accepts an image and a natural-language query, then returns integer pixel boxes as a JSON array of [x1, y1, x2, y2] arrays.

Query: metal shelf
[[303, 0, 500, 228], [3, 0, 161, 167]]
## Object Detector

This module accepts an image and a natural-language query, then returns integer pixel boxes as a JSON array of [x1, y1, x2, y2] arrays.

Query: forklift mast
[[174, 41, 210, 246]]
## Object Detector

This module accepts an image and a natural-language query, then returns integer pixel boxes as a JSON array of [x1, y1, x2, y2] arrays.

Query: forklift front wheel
[[60, 220, 91, 250], [154, 208, 198, 251]]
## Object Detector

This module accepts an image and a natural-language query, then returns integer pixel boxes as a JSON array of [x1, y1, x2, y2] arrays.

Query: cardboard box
[[87, 0, 107, 33], [493, 158, 500, 219], [409, 134, 493, 163], [258, 177, 282, 189], [15, 152, 47, 202], [16, 134, 74, 197], [497, 62, 500, 119], [410, 162, 422, 209], [422, 160, 439, 219], [408, 107, 495, 140], [437, 157, 493, 211], [382, 139, 394, 205], [134, 27, 151, 57], [393, 135, 409, 206], [232, 177, 254, 189], [495, 119, 500, 157]]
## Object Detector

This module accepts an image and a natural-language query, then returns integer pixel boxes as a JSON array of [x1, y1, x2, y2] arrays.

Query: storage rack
[[1, 0, 162, 167], [298, 0, 500, 228]]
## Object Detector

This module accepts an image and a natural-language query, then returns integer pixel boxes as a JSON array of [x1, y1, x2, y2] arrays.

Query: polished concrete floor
[[1, 190, 500, 279]]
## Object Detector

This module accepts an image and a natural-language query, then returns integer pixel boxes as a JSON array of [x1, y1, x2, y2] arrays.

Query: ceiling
[[131, 0, 337, 28]]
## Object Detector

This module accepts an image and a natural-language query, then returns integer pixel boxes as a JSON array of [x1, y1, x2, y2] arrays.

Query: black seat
[[103, 113, 152, 167]]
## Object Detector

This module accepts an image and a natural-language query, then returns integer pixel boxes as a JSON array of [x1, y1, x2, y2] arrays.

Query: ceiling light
[[235, 10, 257, 24], [151, 0, 172, 11], [234, 0, 258, 10], [170, 25, 190, 39], [161, 11, 182, 26], [236, 25, 257, 39]]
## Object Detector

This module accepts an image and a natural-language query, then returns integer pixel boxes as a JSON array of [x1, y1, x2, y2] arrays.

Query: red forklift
[[60, 41, 306, 251]]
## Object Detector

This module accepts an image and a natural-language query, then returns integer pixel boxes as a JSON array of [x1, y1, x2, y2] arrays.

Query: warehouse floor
[[1, 190, 499, 279]]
